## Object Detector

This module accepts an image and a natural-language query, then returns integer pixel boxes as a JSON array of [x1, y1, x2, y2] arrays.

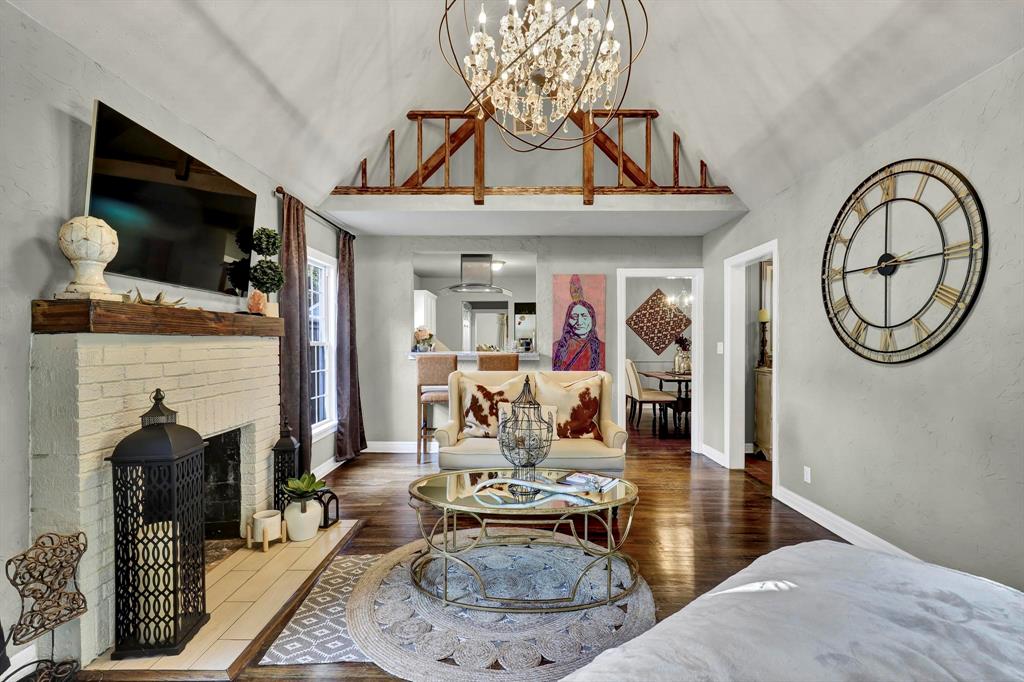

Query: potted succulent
[[281, 472, 325, 541], [248, 227, 284, 317], [673, 334, 692, 374]]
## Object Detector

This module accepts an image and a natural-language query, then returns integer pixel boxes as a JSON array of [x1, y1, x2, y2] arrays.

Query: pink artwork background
[[551, 274, 607, 370]]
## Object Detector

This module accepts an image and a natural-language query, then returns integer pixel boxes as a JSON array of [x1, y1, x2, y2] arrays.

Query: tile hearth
[[83, 520, 357, 676]]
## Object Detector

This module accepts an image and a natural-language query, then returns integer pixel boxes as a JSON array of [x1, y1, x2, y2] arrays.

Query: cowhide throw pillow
[[497, 402, 560, 440], [459, 375, 526, 438], [535, 374, 603, 440]]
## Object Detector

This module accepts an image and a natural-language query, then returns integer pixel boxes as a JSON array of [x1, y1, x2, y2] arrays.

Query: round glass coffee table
[[407, 468, 639, 613]]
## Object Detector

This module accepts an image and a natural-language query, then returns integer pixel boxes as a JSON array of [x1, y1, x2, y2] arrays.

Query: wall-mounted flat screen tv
[[86, 101, 257, 296]]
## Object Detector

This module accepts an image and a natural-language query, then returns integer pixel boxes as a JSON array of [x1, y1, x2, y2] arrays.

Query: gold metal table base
[[408, 500, 640, 613]]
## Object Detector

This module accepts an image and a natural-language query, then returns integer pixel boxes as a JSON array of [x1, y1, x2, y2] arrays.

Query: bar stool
[[417, 354, 457, 463], [477, 353, 519, 371]]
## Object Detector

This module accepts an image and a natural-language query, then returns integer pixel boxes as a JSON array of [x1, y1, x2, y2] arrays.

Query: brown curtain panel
[[278, 193, 312, 472], [335, 229, 366, 461]]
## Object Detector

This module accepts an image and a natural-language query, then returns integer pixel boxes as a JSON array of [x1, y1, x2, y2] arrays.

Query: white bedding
[[565, 540, 1023, 681]]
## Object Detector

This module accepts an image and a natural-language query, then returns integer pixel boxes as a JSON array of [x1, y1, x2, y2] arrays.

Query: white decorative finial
[[56, 216, 124, 301]]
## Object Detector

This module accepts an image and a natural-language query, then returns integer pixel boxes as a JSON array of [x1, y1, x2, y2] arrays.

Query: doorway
[[616, 268, 703, 450], [723, 240, 779, 490]]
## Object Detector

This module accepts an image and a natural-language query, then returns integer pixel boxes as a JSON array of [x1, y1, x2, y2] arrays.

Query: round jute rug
[[346, 528, 655, 681]]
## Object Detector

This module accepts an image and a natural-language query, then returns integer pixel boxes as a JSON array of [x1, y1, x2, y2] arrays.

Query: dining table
[[639, 370, 692, 438]]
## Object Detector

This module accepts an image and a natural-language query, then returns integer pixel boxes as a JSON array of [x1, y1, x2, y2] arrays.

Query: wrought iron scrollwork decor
[[6, 532, 87, 646], [3, 531, 87, 682]]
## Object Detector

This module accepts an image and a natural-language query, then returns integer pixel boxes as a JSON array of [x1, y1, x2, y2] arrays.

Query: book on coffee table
[[559, 472, 619, 493]]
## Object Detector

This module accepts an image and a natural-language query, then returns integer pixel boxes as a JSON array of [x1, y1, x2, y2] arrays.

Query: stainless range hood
[[443, 254, 511, 295]]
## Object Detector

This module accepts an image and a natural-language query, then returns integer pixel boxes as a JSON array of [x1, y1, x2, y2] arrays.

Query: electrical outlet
[[803, 466, 812, 484], [716, 342, 724, 355]]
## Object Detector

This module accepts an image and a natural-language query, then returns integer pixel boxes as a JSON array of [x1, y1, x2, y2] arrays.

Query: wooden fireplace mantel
[[32, 299, 285, 337]]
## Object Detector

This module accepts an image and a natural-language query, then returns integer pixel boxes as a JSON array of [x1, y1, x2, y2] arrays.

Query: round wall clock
[[822, 159, 987, 363]]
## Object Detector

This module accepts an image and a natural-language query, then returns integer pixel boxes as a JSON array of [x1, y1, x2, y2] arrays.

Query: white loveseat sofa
[[433, 370, 628, 474]]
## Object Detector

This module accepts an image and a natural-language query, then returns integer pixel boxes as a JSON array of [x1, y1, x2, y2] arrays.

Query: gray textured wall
[[355, 236, 702, 441], [0, 4, 282, 648], [701, 51, 1024, 588]]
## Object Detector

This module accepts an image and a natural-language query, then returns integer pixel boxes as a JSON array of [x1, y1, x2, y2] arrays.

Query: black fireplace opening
[[204, 428, 241, 539]]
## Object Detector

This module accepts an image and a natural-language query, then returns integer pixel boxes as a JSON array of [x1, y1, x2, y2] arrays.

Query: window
[[307, 250, 337, 439]]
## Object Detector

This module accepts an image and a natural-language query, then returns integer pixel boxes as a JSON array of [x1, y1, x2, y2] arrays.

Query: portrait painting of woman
[[552, 274, 606, 371]]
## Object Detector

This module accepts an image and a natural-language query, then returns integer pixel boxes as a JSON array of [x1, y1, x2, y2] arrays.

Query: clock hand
[[846, 248, 919, 275]]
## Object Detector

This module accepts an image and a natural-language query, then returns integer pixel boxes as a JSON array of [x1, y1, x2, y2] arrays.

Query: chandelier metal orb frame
[[440, 0, 648, 152]]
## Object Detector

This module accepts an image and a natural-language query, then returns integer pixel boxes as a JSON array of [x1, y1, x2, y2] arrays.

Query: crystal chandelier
[[440, 0, 647, 151]]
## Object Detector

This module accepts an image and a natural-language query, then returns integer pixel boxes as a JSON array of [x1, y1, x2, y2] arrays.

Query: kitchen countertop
[[407, 351, 540, 361]]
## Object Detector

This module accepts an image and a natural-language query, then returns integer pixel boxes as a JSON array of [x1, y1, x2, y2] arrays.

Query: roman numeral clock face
[[822, 159, 987, 363]]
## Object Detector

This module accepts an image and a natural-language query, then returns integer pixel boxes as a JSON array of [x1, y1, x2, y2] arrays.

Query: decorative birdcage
[[497, 377, 554, 495], [107, 388, 208, 659]]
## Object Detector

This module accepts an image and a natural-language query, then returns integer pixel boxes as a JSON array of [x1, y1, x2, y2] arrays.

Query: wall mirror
[[413, 252, 537, 352]]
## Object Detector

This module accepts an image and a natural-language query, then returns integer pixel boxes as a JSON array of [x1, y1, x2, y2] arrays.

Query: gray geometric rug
[[346, 528, 656, 681], [260, 554, 379, 664]]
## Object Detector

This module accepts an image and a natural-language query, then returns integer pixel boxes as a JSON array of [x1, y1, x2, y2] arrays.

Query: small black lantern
[[107, 389, 209, 659], [272, 422, 300, 512]]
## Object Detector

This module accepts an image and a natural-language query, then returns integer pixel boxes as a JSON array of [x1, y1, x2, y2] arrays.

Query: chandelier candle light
[[443, 0, 648, 151]]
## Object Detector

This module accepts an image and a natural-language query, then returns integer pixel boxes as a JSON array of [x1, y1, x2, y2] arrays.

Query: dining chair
[[477, 353, 519, 371], [626, 359, 676, 436]]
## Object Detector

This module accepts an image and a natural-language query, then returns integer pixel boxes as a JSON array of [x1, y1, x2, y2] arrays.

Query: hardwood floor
[[239, 412, 841, 680], [745, 450, 773, 487]]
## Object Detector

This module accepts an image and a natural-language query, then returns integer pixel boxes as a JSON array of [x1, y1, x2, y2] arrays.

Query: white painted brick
[[163, 361, 195, 376], [77, 347, 105, 367], [103, 346, 146, 365], [124, 363, 163, 380], [78, 397, 126, 419], [32, 334, 280, 661], [146, 346, 179, 363]]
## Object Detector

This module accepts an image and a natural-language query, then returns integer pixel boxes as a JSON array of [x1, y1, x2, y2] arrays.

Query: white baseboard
[[364, 440, 437, 454], [2, 642, 38, 682], [311, 457, 344, 479], [696, 442, 728, 468], [774, 485, 917, 560]]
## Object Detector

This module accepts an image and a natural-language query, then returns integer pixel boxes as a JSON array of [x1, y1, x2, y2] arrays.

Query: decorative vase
[[264, 301, 279, 318], [56, 216, 123, 301], [673, 346, 685, 373], [248, 289, 267, 314], [680, 351, 692, 374], [284, 498, 322, 541]]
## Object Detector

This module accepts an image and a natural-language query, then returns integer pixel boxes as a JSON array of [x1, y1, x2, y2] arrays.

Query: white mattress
[[564, 540, 1024, 681]]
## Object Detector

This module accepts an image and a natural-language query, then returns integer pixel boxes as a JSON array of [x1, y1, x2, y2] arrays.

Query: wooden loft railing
[[333, 107, 731, 205]]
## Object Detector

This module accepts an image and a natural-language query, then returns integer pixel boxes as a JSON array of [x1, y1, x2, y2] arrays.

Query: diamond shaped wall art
[[626, 289, 692, 354]]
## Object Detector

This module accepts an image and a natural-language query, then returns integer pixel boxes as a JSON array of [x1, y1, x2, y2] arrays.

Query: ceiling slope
[[11, 0, 1023, 223]]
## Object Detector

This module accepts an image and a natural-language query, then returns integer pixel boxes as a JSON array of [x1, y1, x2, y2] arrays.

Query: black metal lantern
[[107, 388, 209, 659], [272, 421, 300, 512]]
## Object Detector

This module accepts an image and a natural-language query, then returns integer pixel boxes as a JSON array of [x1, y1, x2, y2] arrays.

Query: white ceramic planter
[[252, 510, 282, 542], [284, 499, 322, 542]]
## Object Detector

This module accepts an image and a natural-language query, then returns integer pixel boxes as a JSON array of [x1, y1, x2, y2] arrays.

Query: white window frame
[[307, 247, 338, 442]]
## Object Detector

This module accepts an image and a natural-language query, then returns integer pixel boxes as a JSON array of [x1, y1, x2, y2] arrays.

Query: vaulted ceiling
[[13, 0, 1023, 216]]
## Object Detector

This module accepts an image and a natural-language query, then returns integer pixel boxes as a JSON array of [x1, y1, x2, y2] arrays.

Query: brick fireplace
[[30, 329, 280, 663]]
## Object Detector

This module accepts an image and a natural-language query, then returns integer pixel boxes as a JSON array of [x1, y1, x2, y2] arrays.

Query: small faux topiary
[[252, 227, 282, 257], [282, 472, 325, 513], [250, 259, 284, 294]]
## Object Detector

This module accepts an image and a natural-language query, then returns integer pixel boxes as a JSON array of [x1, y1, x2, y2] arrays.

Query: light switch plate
[[716, 342, 724, 355], [803, 466, 812, 484]]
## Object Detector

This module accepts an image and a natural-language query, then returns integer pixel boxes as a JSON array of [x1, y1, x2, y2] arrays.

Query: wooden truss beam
[[401, 118, 476, 188], [566, 111, 655, 188], [336, 105, 730, 203]]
